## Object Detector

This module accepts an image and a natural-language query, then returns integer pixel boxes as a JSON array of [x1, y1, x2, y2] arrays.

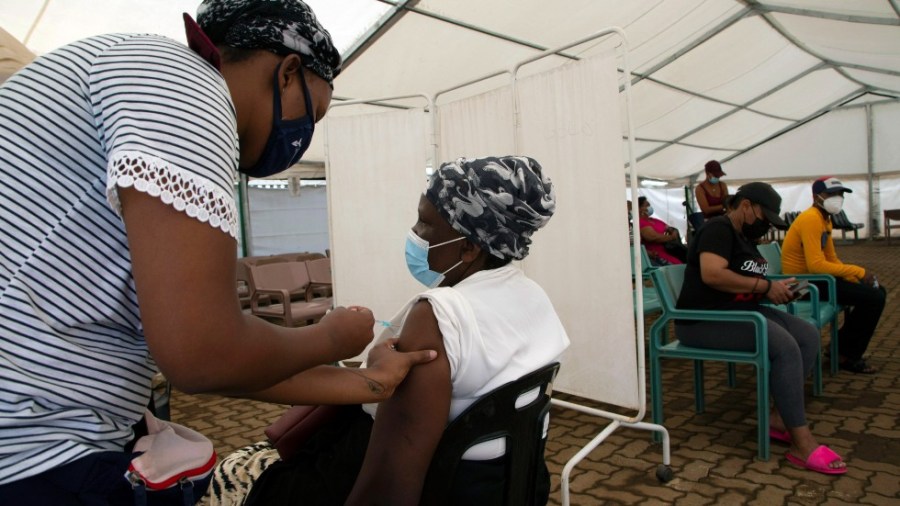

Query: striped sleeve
[[89, 35, 241, 236]]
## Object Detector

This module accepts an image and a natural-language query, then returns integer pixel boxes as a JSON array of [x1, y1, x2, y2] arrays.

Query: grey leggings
[[674, 306, 819, 428]]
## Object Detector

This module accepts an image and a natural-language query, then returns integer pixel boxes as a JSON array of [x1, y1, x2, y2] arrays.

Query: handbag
[[125, 410, 217, 506], [264, 404, 344, 462]]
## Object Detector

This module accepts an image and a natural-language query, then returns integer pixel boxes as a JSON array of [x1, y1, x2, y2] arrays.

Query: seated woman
[[638, 196, 687, 265], [207, 156, 569, 505], [675, 182, 846, 476]]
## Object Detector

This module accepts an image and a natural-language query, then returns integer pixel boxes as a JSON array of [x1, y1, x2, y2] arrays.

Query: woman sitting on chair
[[208, 156, 570, 505], [638, 196, 687, 265], [675, 182, 846, 476]]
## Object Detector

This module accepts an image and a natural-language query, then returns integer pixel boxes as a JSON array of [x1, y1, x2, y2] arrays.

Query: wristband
[[752, 278, 760, 293], [764, 279, 772, 294]]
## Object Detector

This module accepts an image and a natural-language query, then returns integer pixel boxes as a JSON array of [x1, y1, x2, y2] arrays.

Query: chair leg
[[727, 363, 737, 388], [693, 360, 705, 413], [650, 352, 664, 440], [756, 364, 770, 461], [830, 321, 840, 376]]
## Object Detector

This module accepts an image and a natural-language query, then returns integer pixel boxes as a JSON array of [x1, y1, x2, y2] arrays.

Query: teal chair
[[631, 244, 661, 315], [757, 242, 841, 376], [649, 265, 771, 461]]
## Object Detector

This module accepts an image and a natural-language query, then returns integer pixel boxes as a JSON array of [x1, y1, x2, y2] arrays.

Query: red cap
[[704, 160, 725, 177]]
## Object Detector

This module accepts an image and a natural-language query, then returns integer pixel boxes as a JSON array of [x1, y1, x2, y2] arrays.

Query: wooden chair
[[884, 209, 900, 245], [249, 262, 331, 327], [649, 265, 771, 460], [757, 242, 841, 377], [421, 363, 560, 505]]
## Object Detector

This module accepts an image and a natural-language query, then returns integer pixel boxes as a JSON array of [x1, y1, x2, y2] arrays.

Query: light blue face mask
[[405, 230, 465, 288], [709, 177, 720, 184], [646, 206, 654, 216]]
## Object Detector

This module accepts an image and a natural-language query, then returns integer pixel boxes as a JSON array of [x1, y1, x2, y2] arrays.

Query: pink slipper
[[785, 445, 847, 475], [769, 427, 791, 444]]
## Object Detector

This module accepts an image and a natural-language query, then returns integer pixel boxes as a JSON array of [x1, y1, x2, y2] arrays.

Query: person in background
[[676, 182, 846, 476], [638, 196, 687, 265], [0, 1, 433, 502], [781, 177, 885, 374], [695, 160, 729, 219], [208, 156, 569, 506]]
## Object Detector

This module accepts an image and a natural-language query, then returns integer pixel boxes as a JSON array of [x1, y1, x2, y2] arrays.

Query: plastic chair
[[757, 242, 841, 377], [831, 210, 864, 241], [631, 245, 661, 315], [421, 362, 560, 506], [249, 262, 332, 327], [649, 265, 771, 461], [304, 257, 334, 301]]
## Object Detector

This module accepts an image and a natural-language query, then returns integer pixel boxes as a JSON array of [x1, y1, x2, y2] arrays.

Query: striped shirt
[[0, 34, 239, 485]]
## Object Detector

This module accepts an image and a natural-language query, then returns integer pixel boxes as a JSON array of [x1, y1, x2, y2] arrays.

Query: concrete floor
[[172, 241, 899, 505]]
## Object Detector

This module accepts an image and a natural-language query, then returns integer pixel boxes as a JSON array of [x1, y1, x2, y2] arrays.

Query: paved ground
[[171, 241, 899, 505]]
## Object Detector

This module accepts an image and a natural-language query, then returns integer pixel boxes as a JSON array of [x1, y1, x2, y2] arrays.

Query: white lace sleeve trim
[[106, 150, 238, 238]]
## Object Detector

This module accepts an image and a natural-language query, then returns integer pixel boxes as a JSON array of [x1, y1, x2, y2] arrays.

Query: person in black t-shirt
[[675, 182, 847, 475]]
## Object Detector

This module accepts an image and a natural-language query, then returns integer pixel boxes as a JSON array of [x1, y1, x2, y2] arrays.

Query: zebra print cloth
[[201, 442, 281, 506]]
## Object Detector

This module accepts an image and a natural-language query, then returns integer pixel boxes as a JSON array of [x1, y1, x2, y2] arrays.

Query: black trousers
[[813, 278, 886, 360]]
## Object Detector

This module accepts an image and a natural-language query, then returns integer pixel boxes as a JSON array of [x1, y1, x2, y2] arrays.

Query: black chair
[[421, 362, 560, 506], [831, 210, 864, 240]]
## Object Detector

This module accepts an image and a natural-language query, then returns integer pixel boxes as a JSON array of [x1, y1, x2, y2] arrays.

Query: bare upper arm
[[348, 299, 452, 505], [118, 186, 244, 382]]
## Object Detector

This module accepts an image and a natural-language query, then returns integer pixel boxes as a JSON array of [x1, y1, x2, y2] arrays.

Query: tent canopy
[[2, 0, 899, 182]]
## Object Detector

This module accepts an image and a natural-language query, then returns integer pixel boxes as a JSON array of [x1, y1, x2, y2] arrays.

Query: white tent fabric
[[324, 108, 428, 324], [3, 0, 899, 185]]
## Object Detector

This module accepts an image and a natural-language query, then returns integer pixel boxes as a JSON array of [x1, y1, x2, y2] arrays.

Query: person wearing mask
[[207, 156, 569, 505], [676, 182, 846, 475], [695, 160, 730, 219], [781, 177, 885, 374], [638, 196, 687, 265], [0, 1, 434, 502]]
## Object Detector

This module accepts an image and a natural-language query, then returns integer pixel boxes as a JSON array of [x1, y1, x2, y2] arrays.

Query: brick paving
[[171, 241, 899, 505]]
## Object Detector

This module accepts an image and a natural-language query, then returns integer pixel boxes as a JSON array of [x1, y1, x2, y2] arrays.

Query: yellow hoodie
[[781, 206, 866, 282]]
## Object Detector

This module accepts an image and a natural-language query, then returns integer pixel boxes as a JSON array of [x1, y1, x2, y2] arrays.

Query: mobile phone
[[789, 279, 809, 298]]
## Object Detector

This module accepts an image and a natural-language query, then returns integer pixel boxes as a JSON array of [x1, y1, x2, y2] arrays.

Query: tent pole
[[866, 104, 877, 239], [238, 174, 253, 256]]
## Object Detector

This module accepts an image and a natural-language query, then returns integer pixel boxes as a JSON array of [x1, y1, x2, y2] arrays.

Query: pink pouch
[[126, 410, 216, 491]]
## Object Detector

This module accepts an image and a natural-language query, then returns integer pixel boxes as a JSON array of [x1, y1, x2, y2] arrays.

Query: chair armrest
[[651, 308, 769, 357], [773, 273, 837, 304], [251, 288, 290, 311]]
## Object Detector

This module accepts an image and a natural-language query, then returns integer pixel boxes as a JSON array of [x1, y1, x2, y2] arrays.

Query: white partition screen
[[515, 52, 638, 409], [324, 109, 428, 322], [438, 85, 515, 159]]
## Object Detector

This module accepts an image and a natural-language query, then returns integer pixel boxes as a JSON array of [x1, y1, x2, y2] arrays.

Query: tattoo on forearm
[[349, 369, 386, 394]]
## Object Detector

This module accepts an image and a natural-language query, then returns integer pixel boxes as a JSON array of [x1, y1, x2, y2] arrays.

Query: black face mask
[[742, 216, 770, 240]]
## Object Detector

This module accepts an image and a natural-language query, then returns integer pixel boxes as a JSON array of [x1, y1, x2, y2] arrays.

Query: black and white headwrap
[[197, 0, 342, 83], [425, 156, 556, 261]]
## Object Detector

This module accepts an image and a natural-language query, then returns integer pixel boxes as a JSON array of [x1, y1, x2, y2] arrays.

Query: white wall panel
[[874, 102, 900, 173]]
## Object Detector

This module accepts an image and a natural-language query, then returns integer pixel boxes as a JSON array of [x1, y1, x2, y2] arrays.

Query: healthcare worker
[[0, 1, 434, 502]]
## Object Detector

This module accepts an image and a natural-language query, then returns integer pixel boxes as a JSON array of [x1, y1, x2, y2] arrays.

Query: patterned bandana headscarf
[[197, 0, 341, 83], [425, 156, 556, 261]]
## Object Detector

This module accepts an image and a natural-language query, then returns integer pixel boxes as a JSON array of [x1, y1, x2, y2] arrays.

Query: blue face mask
[[405, 230, 465, 288], [709, 177, 720, 184], [240, 63, 315, 178], [645, 206, 654, 216]]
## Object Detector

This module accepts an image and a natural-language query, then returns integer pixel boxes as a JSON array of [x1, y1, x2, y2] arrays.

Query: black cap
[[735, 182, 786, 227]]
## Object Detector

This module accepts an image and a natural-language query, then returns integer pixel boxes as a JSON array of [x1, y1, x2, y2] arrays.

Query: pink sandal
[[785, 445, 847, 475], [769, 427, 791, 444]]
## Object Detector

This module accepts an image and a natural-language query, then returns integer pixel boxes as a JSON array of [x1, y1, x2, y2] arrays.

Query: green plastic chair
[[631, 244, 661, 315], [757, 242, 841, 376], [649, 264, 771, 461]]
